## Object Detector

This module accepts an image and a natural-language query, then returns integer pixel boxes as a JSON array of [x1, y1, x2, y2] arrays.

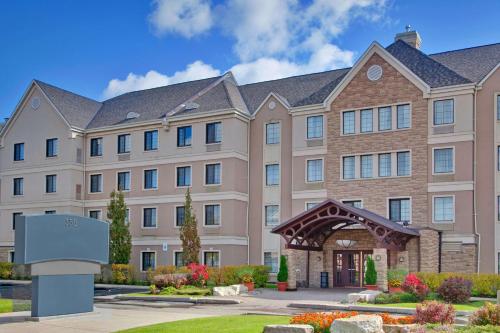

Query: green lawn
[[116, 315, 290, 333], [0, 298, 13, 313], [362, 301, 484, 311]]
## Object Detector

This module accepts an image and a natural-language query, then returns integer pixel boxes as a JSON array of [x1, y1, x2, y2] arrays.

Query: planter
[[389, 286, 403, 293], [364, 284, 378, 291], [277, 282, 288, 292], [244, 282, 254, 292]]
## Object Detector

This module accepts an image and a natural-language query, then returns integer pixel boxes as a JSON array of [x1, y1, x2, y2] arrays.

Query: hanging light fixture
[[336, 239, 357, 248]]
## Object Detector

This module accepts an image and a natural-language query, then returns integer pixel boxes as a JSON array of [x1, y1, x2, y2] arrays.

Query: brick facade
[[441, 244, 477, 273]]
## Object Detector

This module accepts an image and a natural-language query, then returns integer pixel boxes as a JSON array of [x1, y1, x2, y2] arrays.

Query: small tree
[[107, 190, 131, 264], [277, 255, 288, 282], [365, 256, 377, 285], [180, 188, 201, 264]]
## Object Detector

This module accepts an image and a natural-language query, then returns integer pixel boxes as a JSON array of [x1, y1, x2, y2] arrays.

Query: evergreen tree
[[365, 256, 377, 285], [107, 190, 131, 264], [180, 188, 201, 264], [277, 255, 288, 282]]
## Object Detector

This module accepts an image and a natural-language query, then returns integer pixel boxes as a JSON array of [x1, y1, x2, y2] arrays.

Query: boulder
[[212, 284, 248, 296], [330, 314, 384, 333], [263, 324, 314, 333], [230, 284, 248, 294], [347, 290, 382, 303], [383, 324, 417, 333]]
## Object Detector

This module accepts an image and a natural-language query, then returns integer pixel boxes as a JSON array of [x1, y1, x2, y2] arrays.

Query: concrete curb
[[115, 295, 241, 304]]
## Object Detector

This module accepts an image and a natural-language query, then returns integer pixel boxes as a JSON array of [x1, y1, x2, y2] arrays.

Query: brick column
[[373, 248, 388, 292], [285, 250, 297, 290], [396, 250, 409, 272], [419, 229, 439, 272]]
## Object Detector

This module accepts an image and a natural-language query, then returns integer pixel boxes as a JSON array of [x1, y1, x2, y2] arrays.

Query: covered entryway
[[271, 199, 419, 290]]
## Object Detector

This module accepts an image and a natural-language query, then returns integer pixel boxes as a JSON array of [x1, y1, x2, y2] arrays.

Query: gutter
[[473, 87, 480, 273], [246, 119, 251, 265]]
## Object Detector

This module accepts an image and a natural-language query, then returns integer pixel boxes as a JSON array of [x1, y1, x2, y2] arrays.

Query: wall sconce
[[317, 256, 322, 262], [375, 255, 382, 261], [399, 256, 405, 263], [336, 239, 357, 248]]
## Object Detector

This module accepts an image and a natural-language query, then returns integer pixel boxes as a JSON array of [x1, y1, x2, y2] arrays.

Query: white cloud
[[149, 0, 213, 38], [103, 61, 220, 99]]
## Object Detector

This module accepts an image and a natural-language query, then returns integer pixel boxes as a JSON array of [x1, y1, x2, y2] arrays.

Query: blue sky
[[1, 0, 499, 120]]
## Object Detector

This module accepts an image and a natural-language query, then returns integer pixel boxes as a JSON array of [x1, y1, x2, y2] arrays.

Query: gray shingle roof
[[35, 80, 102, 129], [386, 40, 472, 88], [429, 43, 500, 83]]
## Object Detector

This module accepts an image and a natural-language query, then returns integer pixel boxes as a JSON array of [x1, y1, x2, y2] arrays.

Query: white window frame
[[202, 250, 221, 268], [433, 98, 455, 127], [144, 129, 159, 152], [341, 199, 364, 208], [266, 122, 281, 144], [140, 250, 157, 272], [206, 121, 222, 145], [8, 250, 14, 263], [386, 196, 412, 224], [265, 163, 280, 186], [432, 146, 455, 175], [203, 203, 221, 227], [174, 205, 185, 228], [306, 115, 324, 139], [177, 125, 193, 148], [342, 111, 356, 135], [45, 174, 57, 194], [396, 151, 412, 177], [378, 106, 392, 131], [125, 208, 130, 225], [88, 209, 102, 220], [341, 156, 356, 180], [175, 165, 192, 188], [117, 133, 132, 154], [45, 138, 59, 158], [141, 206, 158, 229], [88, 173, 103, 194], [89, 137, 103, 157], [204, 162, 222, 186], [396, 104, 412, 129], [305, 158, 324, 183], [360, 109, 373, 133], [264, 204, 280, 227], [116, 170, 132, 192], [305, 201, 322, 211], [173, 250, 185, 267], [143, 168, 159, 190], [360, 154, 373, 179], [432, 195, 455, 224]]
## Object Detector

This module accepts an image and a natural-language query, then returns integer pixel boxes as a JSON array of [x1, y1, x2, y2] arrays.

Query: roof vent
[[126, 112, 140, 119], [367, 65, 383, 81], [183, 102, 200, 111]]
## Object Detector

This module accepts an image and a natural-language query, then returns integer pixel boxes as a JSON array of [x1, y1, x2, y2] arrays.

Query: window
[[117, 171, 131, 191], [177, 126, 192, 147], [204, 251, 220, 267], [204, 204, 220, 226], [378, 153, 391, 177], [389, 198, 411, 223], [433, 99, 454, 125], [176, 206, 185, 227], [264, 252, 278, 273], [265, 205, 279, 226], [144, 130, 158, 151], [397, 151, 410, 176], [13, 178, 23, 196], [497, 95, 500, 121], [342, 111, 355, 134], [342, 200, 363, 208], [343, 156, 355, 179], [307, 159, 323, 182], [141, 252, 156, 271], [378, 106, 392, 131], [176, 166, 191, 187], [143, 208, 157, 228], [90, 137, 103, 157], [12, 212, 22, 230], [8, 251, 14, 263], [13, 143, 24, 161], [266, 123, 280, 144], [306, 202, 320, 210], [498, 146, 500, 171], [307, 115, 323, 139], [265, 164, 279, 186], [117, 134, 131, 154], [397, 104, 410, 129], [45, 210, 56, 214], [498, 196, 500, 221], [206, 122, 222, 144], [174, 252, 186, 267], [205, 163, 221, 185], [90, 174, 102, 193], [89, 210, 101, 219], [434, 148, 454, 174], [45, 174, 56, 193], [144, 169, 158, 189], [46, 138, 58, 157], [360, 155, 373, 178], [434, 196, 454, 223], [360, 109, 373, 133]]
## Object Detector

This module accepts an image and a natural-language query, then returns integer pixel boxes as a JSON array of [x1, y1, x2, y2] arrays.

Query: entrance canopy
[[272, 199, 419, 251]]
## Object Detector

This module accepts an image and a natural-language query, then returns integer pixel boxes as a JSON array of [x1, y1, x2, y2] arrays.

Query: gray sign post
[[14, 214, 109, 317]]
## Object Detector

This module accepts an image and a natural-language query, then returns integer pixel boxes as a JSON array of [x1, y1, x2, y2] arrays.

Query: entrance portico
[[272, 199, 419, 290]]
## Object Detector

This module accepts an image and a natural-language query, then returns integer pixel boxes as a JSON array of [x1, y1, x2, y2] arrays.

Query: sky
[[0, 0, 499, 120]]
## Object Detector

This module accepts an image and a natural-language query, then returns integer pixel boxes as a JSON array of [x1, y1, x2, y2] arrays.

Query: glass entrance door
[[333, 251, 365, 287]]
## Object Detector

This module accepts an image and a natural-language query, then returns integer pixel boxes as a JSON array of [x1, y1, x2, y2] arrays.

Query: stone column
[[419, 229, 439, 272], [285, 250, 297, 290], [396, 251, 409, 272], [373, 248, 388, 292]]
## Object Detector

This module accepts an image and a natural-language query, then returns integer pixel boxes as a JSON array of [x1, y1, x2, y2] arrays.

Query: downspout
[[82, 132, 86, 215], [473, 88, 480, 273], [246, 119, 251, 264]]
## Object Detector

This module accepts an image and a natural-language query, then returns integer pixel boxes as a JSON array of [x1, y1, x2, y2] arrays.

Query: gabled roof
[[35, 80, 102, 129], [386, 40, 472, 88], [429, 43, 500, 83]]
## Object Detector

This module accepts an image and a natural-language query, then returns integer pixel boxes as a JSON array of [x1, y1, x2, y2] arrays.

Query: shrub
[[0, 262, 13, 279], [290, 311, 358, 333], [187, 263, 209, 287], [111, 264, 135, 284], [252, 265, 270, 288], [417, 272, 500, 297], [153, 274, 188, 289], [374, 292, 418, 304], [415, 301, 455, 325], [277, 256, 288, 283], [159, 285, 211, 296], [469, 302, 500, 326], [149, 284, 159, 295], [387, 269, 407, 288], [437, 277, 472, 303], [403, 273, 429, 301], [364, 256, 377, 285], [237, 268, 254, 283]]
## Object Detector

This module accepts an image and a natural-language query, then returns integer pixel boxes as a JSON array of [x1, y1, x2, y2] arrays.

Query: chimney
[[395, 25, 422, 49]]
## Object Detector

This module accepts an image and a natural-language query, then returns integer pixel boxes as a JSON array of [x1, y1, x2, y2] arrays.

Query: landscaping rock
[[330, 314, 384, 333], [263, 324, 314, 333], [230, 284, 248, 294], [383, 324, 417, 333], [347, 290, 381, 303], [212, 284, 248, 296]]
